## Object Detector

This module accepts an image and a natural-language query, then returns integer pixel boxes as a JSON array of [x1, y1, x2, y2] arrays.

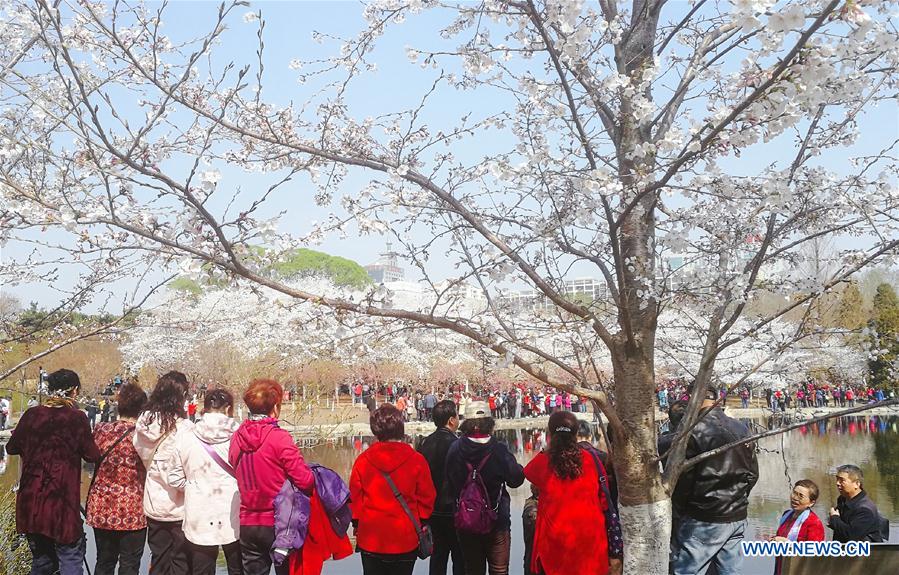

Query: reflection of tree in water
[[873, 424, 899, 512]]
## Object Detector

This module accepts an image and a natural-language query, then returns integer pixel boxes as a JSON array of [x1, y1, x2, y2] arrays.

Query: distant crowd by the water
[[351, 381, 592, 421], [656, 376, 894, 412], [4, 369, 894, 575]]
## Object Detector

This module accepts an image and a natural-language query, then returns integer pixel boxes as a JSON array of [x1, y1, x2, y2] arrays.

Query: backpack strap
[[196, 434, 236, 478], [87, 425, 135, 500], [473, 450, 492, 474], [380, 470, 426, 537], [588, 449, 624, 560], [465, 450, 492, 476]]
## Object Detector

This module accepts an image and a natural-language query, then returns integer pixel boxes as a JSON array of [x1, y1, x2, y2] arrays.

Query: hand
[[829, 507, 839, 517], [771, 536, 788, 542], [609, 558, 623, 575]]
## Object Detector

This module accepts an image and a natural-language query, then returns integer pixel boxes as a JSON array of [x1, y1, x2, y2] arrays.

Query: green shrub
[[0, 489, 30, 575]]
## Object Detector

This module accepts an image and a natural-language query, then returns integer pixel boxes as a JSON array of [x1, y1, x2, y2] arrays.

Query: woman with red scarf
[[770, 479, 825, 575]]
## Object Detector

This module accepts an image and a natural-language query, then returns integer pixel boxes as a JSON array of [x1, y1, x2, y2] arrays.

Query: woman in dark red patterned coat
[[86, 383, 149, 575], [6, 369, 101, 575]]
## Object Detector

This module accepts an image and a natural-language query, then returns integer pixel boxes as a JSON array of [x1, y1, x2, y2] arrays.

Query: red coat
[[774, 509, 825, 575], [349, 441, 435, 555], [6, 405, 101, 543], [229, 418, 314, 526], [524, 450, 609, 575], [289, 489, 353, 575]]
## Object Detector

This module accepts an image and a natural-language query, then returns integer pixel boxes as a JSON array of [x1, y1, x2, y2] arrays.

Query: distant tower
[[364, 242, 405, 283]]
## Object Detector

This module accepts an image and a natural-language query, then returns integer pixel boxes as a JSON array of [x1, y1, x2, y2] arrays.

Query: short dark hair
[[459, 416, 495, 436], [371, 404, 405, 441], [204, 388, 234, 412], [47, 369, 81, 394], [836, 464, 863, 485], [794, 479, 819, 502], [432, 400, 457, 428], [116, 383, 147, 418]]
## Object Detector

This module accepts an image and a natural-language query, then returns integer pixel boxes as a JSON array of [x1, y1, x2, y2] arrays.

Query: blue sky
[[4, 0, 897, 310]]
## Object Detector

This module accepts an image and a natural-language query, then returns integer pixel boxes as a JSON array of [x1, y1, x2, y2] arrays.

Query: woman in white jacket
[[133, 371, 194, 575], [166, 389, 241, 575]]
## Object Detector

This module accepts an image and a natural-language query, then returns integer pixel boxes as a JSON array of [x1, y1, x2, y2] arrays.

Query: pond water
[[2, 414, 898, 574]]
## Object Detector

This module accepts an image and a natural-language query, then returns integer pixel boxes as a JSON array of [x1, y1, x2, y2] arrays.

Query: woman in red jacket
[[771, 479, 825, 575], [524, 410, 610, 575], [350, 404, 435, 575], [230, 379, 314, 575]]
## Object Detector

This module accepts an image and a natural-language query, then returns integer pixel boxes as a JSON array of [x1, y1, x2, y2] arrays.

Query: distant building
[[563, 277, 608, 301], [500, 277, 609, 313], [365, 243, 405, 283]]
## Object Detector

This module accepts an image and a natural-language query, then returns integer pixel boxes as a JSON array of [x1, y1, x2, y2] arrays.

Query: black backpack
[[877, 513, 890, 542]]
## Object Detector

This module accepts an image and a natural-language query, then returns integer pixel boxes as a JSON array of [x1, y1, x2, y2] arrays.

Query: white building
[[365, 244, 405, 283]]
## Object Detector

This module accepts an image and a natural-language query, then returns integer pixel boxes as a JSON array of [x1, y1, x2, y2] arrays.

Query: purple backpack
[[454, 451, 497, 535]]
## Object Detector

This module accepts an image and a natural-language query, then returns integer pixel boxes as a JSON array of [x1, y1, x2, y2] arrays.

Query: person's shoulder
[[62, 405, 89, 421], [855, 493, 879, 514], [445, 438, 461, 457], [491, 438, 511, 453], [409, 447, 430, 468], [11, 405, 35, 428], [266, 424, 294, 447], [93, 421, 114, 436], [527, 449, 549, 466], [719, 410, 752, 434], [351, 448, 371, 470]]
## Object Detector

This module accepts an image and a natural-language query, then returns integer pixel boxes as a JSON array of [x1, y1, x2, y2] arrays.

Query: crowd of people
[[355, 382, 593, 423], [656, 377, 893, 413], [4, 368, 892, 575], [767, 382, 891, 412]]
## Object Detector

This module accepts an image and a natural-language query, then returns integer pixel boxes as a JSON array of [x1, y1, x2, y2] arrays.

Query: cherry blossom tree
[[121, 277, 479, 387], [2, 1, 898, 571]]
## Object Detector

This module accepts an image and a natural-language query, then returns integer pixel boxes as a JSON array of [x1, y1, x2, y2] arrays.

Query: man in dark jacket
[[86, 398, 99, 429], [671, 385, 759, 575], [418, 400, 463, 575], [829, 464, 885, 542], [445, 401, 525, 575]]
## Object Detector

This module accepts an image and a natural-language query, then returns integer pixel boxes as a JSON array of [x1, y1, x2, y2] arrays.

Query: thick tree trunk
[[620, 499, 672, 575], [611, 352, 670, 574]]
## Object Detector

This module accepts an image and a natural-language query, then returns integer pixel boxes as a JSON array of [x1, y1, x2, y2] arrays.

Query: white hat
[[464, 400, 490, 419]]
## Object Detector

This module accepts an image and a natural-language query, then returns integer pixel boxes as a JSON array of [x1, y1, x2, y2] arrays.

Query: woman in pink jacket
[[229, 379, 313, 575]]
